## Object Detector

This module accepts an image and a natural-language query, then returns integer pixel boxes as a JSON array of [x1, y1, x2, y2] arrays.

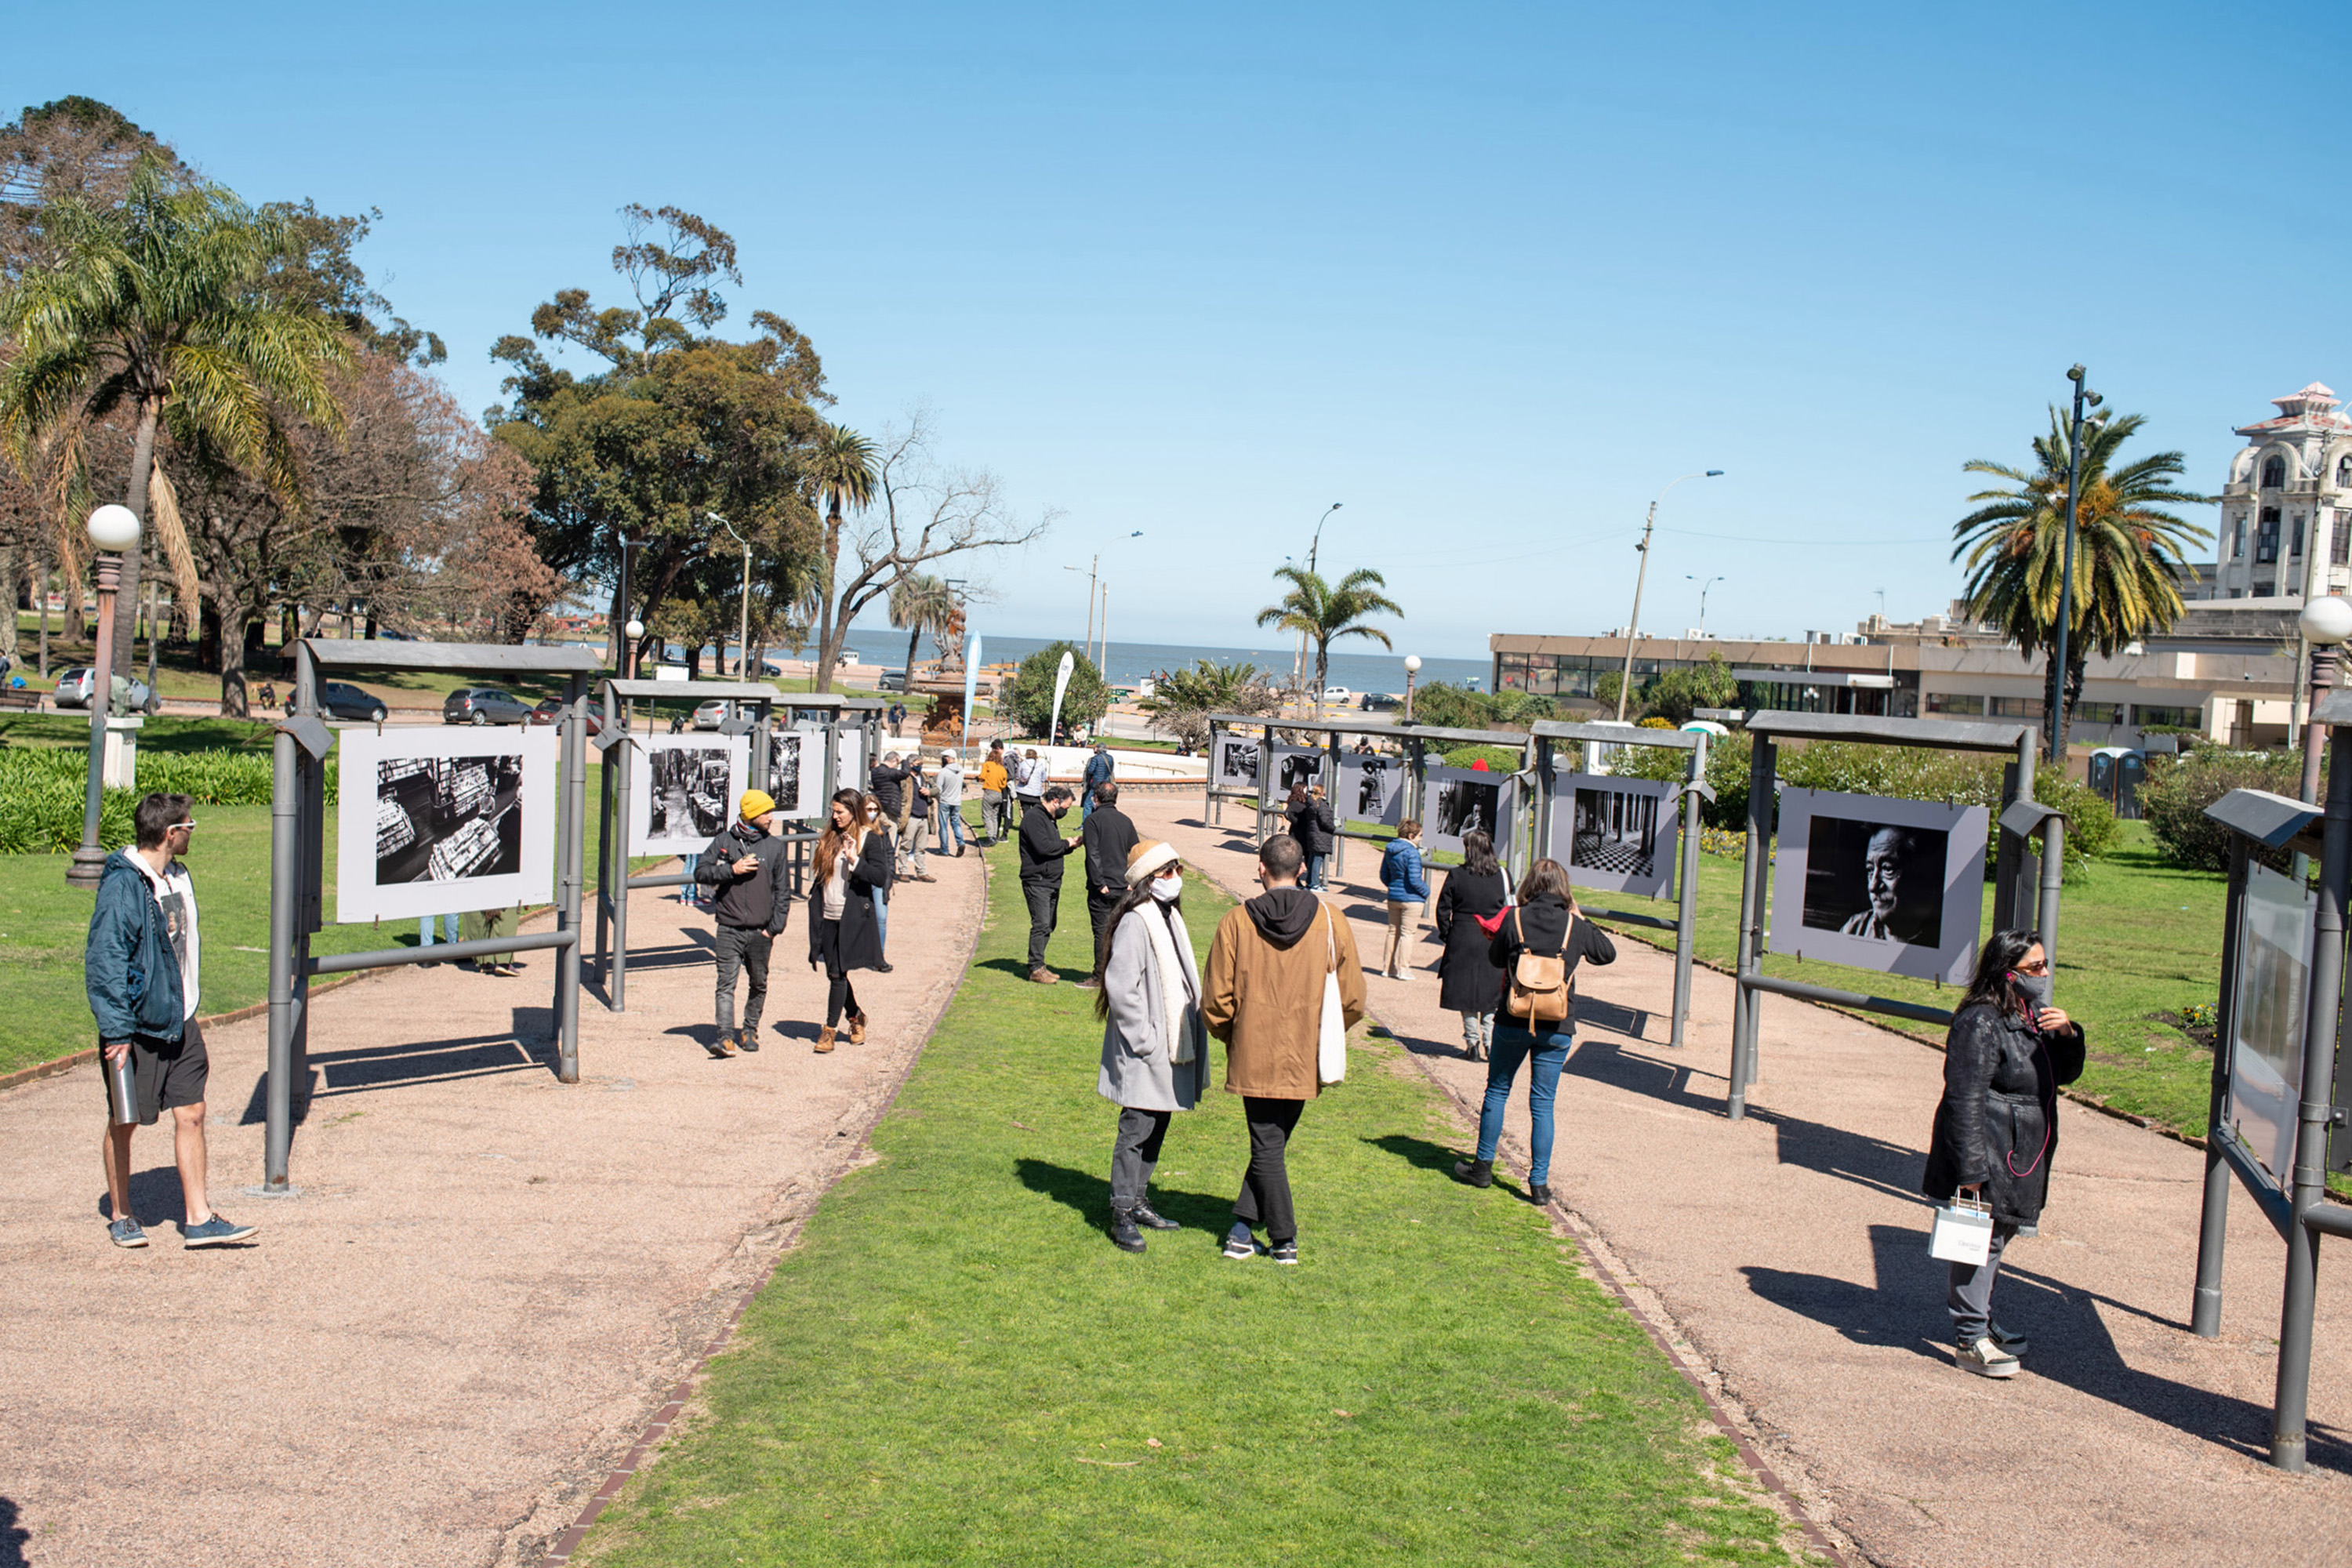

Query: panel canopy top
[[2204, 786, 2325, 854], [299, 639, 603, 675], [1736, 708, 2034, 755], [1528, 719, 1699, 750], [1203, 713, 1529, 749], [601, 678, 780, 702]]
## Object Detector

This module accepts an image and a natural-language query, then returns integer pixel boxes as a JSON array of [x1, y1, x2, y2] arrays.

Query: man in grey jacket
[[693, 789, 794, 1057], [934, 750, 969, 858]]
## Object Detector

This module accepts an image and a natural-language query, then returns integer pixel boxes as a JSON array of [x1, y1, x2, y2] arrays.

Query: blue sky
[[13, 3, 2345, 661]]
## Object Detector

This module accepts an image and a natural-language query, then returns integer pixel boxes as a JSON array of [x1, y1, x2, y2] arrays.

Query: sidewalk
[[1123, 797, 2352, 1568], [0, 838, 986, 1568]]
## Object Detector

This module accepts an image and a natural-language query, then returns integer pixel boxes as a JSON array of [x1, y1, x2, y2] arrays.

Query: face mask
[[1149, 873, 1183, 902], [1051, 806, 1069, 820], [2009, 971, 2052, 1011]]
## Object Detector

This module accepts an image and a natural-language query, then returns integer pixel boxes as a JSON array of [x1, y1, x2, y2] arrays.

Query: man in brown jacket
[[1201, 833, 1367, 1264]]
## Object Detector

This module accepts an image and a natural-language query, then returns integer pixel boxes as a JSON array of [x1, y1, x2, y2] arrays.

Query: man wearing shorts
[[88, 792, 256, 1250]]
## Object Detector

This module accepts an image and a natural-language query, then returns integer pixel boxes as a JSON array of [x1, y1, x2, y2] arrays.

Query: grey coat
[[1095, 902, 1210, 1112]]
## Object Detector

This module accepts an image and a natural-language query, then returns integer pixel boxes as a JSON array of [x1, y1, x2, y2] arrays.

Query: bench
[[0, 689, 43, 712]]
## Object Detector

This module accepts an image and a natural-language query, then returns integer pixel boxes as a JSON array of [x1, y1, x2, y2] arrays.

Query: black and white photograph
[[1768, 788, 1987, 982], [769, 729, 815, 818], [1272, 747, 1323, 794], [1214, 734, 1261, 789], [630, 733, 750, 857], [1421, 765, 1512, 857], [2231, 859, 2315, 1180], [335, 727, 558, 923], [1553, 773, 1678, 900], [1341, 756, 1403, 824]]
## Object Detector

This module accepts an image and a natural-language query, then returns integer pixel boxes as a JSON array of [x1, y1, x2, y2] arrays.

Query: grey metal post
[[594, 681, 614, 984], [554, 671, 586, 1083], [1532, 737, 1555, 863], [2036, 814, 2065, 965], [263, 671, 302, 1192], [1207, 720, 1221, 826], [1406, 735, 1425, 829], [2271, 724, 2352, 1472], [1729, 737, 1776, 1120], [2192, 834, 2251, 1337], [612, 729, 634, 1011], [1255, 726, 1272, 840], [1671, 731, 1708, 1050], [1327, 728, 1343, 881]]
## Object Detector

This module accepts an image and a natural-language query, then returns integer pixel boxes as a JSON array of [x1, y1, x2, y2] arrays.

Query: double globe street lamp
[[67, 503, 144, 890], [2298, 593, 2352, 804]]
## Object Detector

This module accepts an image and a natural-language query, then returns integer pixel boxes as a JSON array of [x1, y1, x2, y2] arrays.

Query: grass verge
[[574, 847, 1812, 1566]]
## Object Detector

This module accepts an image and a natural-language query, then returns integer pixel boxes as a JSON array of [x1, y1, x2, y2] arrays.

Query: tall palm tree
[[887, 571, 960, 687], [0, 159, 350, 683], [1255, 564, 1403, 710], [1954, 409, 2212, 747], [804, 421, 876, 692]]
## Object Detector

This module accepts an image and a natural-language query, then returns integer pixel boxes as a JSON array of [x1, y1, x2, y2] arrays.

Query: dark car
[[529, 695, 604, 737], [313, 681, 388, 723], [442, 686, 535, 726]]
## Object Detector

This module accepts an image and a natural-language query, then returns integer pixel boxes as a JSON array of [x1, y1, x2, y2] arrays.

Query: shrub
[[1004, 643, 1109, 738], [0, 744, 340, 854], [1142, 659, 1279, 750], [2141, 747, 2307, 873], [1407, 682, 1556, 732]]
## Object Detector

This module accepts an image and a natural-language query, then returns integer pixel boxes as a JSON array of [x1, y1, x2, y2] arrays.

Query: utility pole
[[710, 511, 751, 677], [2049, 367, 2103, 760], [1615, 472, 1722, 722]]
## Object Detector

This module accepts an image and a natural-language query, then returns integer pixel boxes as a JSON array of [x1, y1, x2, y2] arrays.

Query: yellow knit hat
[[739, 789, 777, 821]]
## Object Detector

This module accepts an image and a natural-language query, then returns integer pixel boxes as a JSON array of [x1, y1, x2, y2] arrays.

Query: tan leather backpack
[[1506, 906, 1572, 1025]]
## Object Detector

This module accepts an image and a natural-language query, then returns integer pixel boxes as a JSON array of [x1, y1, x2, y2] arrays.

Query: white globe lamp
[[86, 503, 141, 553], [625, 618, 644, 641], [2299, 596, 2352, 647]]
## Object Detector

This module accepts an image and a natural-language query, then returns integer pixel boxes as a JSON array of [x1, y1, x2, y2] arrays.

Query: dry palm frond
[[147, 461, 202, 633]]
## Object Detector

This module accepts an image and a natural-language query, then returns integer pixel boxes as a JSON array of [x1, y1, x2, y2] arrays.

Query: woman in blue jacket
[[1375, 818, 1429, 979]]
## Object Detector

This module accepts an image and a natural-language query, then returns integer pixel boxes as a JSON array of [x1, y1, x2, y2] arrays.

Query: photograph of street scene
[[374, 753, 523, 887]]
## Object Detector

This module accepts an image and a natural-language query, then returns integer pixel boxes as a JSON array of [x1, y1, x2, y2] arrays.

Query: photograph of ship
[[374, 753, 523, 887]]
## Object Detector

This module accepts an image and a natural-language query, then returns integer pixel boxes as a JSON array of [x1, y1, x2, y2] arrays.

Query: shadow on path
[[0, 1497, 27, 1568], [238, 1012, 560, 1127], [1014, 1157, 1231, 1233]]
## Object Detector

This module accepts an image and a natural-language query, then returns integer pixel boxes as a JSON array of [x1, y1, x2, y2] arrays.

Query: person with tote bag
[[1201, 833, 1367, 1265], [1453, 857, 1614, 1206], [1091, 840, 1211, 1254]]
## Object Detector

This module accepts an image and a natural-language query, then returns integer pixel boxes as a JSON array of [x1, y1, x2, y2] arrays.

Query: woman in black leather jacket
[[1922, 929, 2085, 1379]]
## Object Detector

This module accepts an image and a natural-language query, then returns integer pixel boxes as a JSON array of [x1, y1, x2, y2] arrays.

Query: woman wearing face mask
[[805, 789, 894, 1054], [1922, 929, 2085, 1379], [1091, 840, 1210, 1255]]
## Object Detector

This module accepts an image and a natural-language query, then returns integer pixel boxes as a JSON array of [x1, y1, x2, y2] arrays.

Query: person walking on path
[[858, 791, 896, 971], [869, 750, 913, 858], [1081, 741, 1115, 822], [1285, 782, 1337, 891], [806, 789, 893, 1053], [88, 792, 256, 1250], [1077, 781, 1139, 986], [887, 701, 906, 738], [977, 742, 1011, 844], [1453, 857, 1615, 1206], [693, 788, 794, 1058], [1014, 746, 1048, 812], [1433, 829, 1508, 1060], [1094, 838, 1210, 1254], [933, 750, 970, 857], [903, 764, 936, 880], [1922, 930, 2085, 1379], [1018, 784, 1082, 983], [1377, 818, 1431, 979], [463, 906, 517, 975], [1201, 833, 1367, 1265]]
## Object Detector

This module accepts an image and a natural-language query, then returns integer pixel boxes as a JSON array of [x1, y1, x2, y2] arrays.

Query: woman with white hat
[[1091, 839, 1210, 1254]]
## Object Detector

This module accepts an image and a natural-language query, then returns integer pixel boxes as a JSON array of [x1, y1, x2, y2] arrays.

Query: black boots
[[1109, 1209, 1146, 1254], [1129, 1200, 1179, 1232], [1528, 1181, 1552, 1205], [1453, 1157, 1494, 1189]]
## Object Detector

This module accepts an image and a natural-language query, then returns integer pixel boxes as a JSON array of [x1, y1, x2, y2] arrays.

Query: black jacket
[[1922, 1002, 2086, 1225], [1018, 800, 1077, 886], [1486, 895, 1616, 1025], [1082, 803, 1139, 893], [1286, 797, 1336, 855], [1433, 866, 1509, 1014], [869, 763, 912, 819], [694, 821, 794, 933], [806, 829, 894, 971]]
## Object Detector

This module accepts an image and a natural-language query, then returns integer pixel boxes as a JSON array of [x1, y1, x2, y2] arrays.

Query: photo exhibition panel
[[1767, 788, 1988, 982], [337, 725, 559, 924]]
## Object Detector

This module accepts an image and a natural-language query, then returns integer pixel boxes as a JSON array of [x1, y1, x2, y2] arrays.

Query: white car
[[691, 699, 729, 730], [1321, 686, 1354, 705]]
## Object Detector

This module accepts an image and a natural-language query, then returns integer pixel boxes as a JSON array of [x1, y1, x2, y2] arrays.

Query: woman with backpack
[[1375, 819, 1430, 979], [1432, 829, 1509, 1060], [1453, 856, 1614, 1204], [1285, 783, 1337, 891]]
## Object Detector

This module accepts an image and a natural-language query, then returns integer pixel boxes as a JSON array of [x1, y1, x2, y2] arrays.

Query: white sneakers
[[1955, 1335, 2020, 1378]]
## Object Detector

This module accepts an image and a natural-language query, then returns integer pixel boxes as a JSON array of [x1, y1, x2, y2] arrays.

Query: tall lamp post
[[2048, 365, 2104, 760], [1687, 574, 1726, 637], [1291, 503, 1342, 713], [2298, 596, 2352, 802], [1402, 654, 1421, 724], [69, 504, 143, 889], [708, 511, 751, 677], [1614, 471, 1722, 721], [615, 535, 646, 677]]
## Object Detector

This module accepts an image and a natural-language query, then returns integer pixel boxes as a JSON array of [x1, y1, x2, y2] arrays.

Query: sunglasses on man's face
[[170, 822, 198, 833]]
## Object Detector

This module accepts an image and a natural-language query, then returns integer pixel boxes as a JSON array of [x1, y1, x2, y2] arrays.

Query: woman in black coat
[[1432, 829, 1509, 1058], [1284, 784, 1338, 891], [806, 788, 895, 1054], [1922, 928, 2085, 1379]]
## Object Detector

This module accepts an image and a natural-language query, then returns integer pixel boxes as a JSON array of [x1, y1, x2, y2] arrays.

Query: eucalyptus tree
[[1254, 564, 1404, 705]]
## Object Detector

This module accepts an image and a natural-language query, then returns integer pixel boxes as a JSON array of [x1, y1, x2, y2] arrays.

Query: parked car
[[51, 666, 157, 713], [314, 681, 388, 723], [442, 687, 535, 726], [529, 695, 604, 736], [1322, 686, 1355, 706], [691, 699, 729, 730]]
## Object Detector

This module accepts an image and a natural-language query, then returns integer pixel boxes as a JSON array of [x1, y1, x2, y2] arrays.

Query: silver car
[[51, 666, 157, 713]]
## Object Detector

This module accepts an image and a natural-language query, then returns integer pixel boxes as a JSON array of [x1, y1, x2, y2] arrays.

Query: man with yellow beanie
[[692, 789, 793, 1057]]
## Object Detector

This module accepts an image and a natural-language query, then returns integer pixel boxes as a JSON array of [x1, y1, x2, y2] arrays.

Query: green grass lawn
[[572, 850, 1811, 1566], [0, 760, 648, 1080], [1592, 821, 2227, 1138]]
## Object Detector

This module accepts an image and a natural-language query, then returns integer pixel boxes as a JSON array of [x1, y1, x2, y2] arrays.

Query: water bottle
[[105, 1044, 139, 1125]]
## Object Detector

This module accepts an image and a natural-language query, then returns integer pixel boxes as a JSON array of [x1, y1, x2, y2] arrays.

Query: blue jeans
[[419, 913, 459, 947], [938, 808, 970, 853], [1475, 1019, 1573, 1184], [875, 887, 889, 956], [1305, 851, 1328, 891]]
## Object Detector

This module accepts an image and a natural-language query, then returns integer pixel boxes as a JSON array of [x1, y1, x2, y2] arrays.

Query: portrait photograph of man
[[1769, 787, 1987, 982]]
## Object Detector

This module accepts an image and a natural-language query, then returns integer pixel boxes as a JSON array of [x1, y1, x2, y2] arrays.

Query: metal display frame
[[263, 639, 603, 1192], [1723, 710, 2063, 1122], [1526, 720, 1709, 1049], [2187, 742, 2352, 1472]]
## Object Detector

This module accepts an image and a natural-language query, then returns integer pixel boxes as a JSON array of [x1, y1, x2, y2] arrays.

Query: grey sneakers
[[182, 1214, 258, 1248], [1955, 1335, 2020, 1378], [107, 1216, 147, 1249]]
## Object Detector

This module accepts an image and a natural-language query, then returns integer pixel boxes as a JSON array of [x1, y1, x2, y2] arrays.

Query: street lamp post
[[2298, 596, 2352, 802], [1291, 503, 1342, 714], [2049, 365, 2104, 760], [1687, 574, 1726, 637], [1614, 471, 1722, 721], [708, 512, 751, 677], [616, 535, 646, 678], [69, 504, 143, 889], [1403, 654, 1421, 724]]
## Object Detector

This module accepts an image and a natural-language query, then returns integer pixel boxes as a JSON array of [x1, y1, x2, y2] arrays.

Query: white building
[[2212, 382, 2352, 602]]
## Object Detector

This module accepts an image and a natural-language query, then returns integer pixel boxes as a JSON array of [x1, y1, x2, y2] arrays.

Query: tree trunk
[[113, 400, 160, 681], [217, 581, 250, 718], [2060, 655, 2086, 753], [198, 595, 221, 673], [905, 626, 922, 684], [0, 545, 16, 666], [814, 502, 841, 694], [34, 550, 49, 676]]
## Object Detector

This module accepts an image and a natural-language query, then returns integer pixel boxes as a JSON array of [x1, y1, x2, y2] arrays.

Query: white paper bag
[[1929, 1200, 1994, 1266], [1316, 909, 1346, 1085]]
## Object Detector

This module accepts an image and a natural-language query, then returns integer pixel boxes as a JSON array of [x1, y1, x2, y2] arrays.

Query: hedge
[[2140, 747, 2307, 873], [0, 746, 339, 855]]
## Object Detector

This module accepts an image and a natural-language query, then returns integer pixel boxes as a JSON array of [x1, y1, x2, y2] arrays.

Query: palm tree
[[0, 158, 350, 684], [1254, 564, 1403, 710], [887, 571, 959, 687], [804, 421, 877, 692], [1954, 409, 2212, 747]]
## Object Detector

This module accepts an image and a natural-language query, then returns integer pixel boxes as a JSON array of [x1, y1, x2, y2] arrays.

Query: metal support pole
[[1406, 735, 1426, 830], [1671, 732, 1707, 1050], [2272, 723, 2351, 1471], [2037, 814, 2066, 968], [1728, 737, 1776, 1120], [263, 670, 301, 1192], [2193, 835, 2251, 1337], [612, 728, 634, 1011], [1327, 728, 1343, 882], [1532, 738, 1555, 863], [2302, 646, 2336, 807], [1207, 720, 1221, 827], [594, 683, 615, 985], [554, 673, 585, 1082], [67, 552, 123, 890]]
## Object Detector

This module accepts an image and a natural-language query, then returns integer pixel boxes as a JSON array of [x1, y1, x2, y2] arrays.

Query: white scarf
[[1140, 902, 1202, 1065]]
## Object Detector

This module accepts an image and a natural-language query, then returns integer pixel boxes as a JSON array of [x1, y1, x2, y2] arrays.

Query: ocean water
[[832, 630, 1490, 695]]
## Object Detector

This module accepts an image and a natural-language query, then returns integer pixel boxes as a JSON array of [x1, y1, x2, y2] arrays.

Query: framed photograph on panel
[[1555, 773, 1678, 900], [1272, 747, 1324, 795], [834, 727, 866, 792], [630, 733, 750, 857], [769, 729, 818, 818], [336, 725, 558, 924], [1214, 734, 1261, 790], [2230, 859, 2315, 1181], [1768, 788, 1988, 982], [1422, 766, 1510, 857], [1340, 755, 1404, 825]]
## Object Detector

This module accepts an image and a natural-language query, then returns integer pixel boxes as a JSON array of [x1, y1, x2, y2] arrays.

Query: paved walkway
[[1127, 797, 2352, 1568], [0, 839, 986, 1568]]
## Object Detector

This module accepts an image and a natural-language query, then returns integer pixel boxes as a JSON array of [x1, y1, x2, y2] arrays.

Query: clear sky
[[13, 3, 2346, 662]]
